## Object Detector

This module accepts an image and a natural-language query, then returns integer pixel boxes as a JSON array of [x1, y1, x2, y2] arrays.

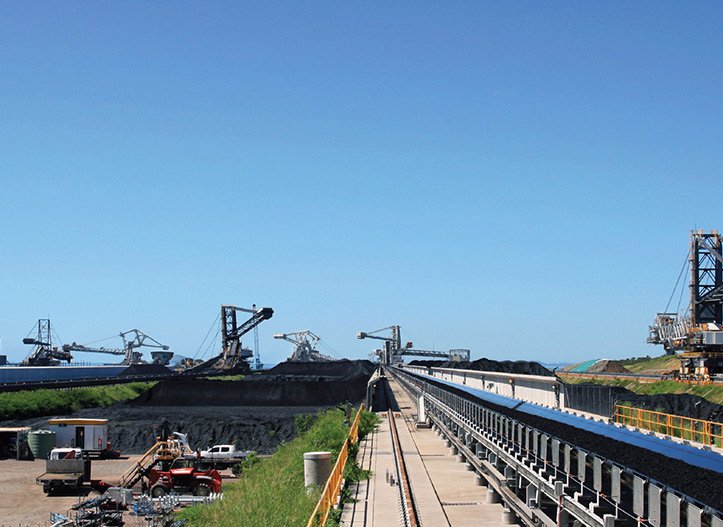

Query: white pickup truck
[[198, 445, 250, 468]]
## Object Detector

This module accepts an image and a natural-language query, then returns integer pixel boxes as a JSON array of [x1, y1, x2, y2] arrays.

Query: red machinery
[[147, 458, 222, 497]]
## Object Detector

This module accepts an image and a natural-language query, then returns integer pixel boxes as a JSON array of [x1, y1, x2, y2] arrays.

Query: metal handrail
[[614, 404, 723, 447], [306, 404, 365, 527]]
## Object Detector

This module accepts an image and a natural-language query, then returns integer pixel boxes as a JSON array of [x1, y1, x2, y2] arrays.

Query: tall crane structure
[[252, 304, 262, 371], [648, 230, 723, 379], [21, 319, 72, 366], [219, 305, 273, 370], [356, 325, 470, 364], [185, 305, 273, 373], [273, 330, 335, 362], [62, 329, 172, 366]]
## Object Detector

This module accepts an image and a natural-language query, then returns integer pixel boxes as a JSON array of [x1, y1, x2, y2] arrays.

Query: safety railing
[[614, 404, 723, 447], [307, 404, 365, 527]]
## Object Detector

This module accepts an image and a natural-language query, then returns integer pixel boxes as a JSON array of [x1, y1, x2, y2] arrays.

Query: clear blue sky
[[1, 2, 721, 365]]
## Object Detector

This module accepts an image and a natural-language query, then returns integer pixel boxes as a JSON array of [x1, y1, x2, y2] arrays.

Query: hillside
[[618, 354, 679, 374]]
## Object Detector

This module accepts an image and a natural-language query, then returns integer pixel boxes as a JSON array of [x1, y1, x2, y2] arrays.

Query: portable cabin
[[47, 418, 108, 453], [0, 427, 31, 460]]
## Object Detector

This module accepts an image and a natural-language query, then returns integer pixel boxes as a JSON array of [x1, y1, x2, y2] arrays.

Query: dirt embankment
[[587, 359, 631, 374], [408, 358, 553, 377]]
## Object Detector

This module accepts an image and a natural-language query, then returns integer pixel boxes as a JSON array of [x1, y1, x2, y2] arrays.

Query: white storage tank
[[47, 418, 108, 452]]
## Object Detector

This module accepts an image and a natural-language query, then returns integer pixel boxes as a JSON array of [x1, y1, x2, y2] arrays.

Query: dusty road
[[0, 456, 141, 527]]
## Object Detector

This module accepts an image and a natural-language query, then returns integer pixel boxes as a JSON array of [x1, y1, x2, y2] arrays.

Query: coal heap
[[132, 359, 376, 407], [616, 391, 723, 423], [119, 363, 174, 376], [408, 358, 553, 377]]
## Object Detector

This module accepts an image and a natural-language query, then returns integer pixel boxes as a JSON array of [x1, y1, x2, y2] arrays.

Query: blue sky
[[1, 2, 721, 365]]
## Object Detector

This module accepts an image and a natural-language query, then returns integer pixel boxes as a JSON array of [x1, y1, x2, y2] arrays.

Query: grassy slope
[[0, 382, 154, 421], [561, 353, 723, 403], [178, 409, 376, 527], [619, 354, 679, 373]]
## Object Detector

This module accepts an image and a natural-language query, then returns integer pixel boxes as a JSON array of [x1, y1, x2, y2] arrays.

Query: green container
[[28, 430, 56, 459]]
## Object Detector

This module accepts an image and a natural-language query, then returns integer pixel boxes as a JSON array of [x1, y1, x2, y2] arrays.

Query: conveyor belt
[[414, 371, 723, 474], [397, 367, 723, 513]]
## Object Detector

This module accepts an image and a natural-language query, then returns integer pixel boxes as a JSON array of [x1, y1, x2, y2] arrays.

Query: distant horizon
[[1, 4, 720, 365]]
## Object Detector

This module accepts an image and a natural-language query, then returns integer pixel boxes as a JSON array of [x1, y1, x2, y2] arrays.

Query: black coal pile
[[615, 391, 723, 423], [133, 360, 375, 406], [7, 406, 319, 455], [119, 364, 173, 377], [264, 359, 375, 377], [409, 358, 553, 377]]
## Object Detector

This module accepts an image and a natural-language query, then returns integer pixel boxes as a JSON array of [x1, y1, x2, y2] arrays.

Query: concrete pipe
[[304, 451, 332, 491]]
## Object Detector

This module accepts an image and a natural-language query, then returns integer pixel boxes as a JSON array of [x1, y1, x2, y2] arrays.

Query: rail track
[[381, 376, 420, 527]]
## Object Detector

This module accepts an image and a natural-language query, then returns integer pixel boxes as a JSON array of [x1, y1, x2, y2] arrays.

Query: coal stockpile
[[6, 406, 317, 455], [133, 359, 375, 406], [616, 391, 723, 423], [409, 358, 553, 377], [564, 382, 723, 422], [119, 363, 173, 376], [264, 359, 375, 377], [420, 375, 723, 511]]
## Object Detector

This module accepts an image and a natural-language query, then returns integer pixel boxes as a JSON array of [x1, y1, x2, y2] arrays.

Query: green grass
[[178, 408, 379, 527], [619, 354, 679, 373], [0, 382, 154, 421]]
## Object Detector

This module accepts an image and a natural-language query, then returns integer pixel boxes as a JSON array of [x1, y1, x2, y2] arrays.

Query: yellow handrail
[[613, 404, 723, 447], [307, 404, 365, 527]]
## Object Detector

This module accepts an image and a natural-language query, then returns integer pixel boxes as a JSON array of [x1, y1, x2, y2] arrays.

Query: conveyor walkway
[[341, 377, 509, 527]]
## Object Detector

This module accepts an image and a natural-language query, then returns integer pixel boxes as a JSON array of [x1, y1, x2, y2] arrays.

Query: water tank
[[28, 430, 56, 459]]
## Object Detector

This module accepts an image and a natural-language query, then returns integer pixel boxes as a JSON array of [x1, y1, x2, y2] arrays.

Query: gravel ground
[[0, 456, 141, 527]]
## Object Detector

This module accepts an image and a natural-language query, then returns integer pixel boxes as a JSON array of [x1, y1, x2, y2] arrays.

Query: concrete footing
[[485, 488, 501, 504], [501, 508, 517, 525]]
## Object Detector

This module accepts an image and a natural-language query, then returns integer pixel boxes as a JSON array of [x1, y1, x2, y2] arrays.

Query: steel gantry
[[357, 325, 470, 364]]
